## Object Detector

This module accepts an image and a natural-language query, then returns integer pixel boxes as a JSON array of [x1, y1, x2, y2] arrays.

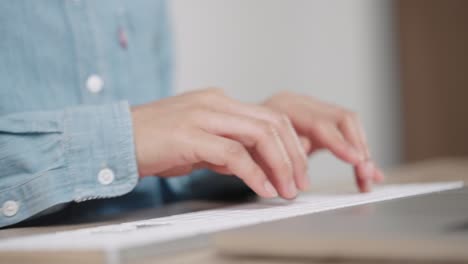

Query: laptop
[[215, 186, 468, 262]]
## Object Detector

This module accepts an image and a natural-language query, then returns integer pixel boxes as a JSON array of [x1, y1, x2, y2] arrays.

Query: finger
[[354, 161, 374, 193], [282, 99, 367, 163], [190, 131, 278, 198], [355, 116, 371, 159], [374, 166, 385, 183], [250, 151, 284, 197], [283, 116, 310, 190], [337, 112, 368, 160], [353, 160, 385, 185], [203, 98, 307, 193], [197, 110, 297, 198], [298, 136, 312, 154], [354, 166, 367, 193], [338, 113, 385, 183], [306, 123, 365, 165], [299, 135, 322, 155]]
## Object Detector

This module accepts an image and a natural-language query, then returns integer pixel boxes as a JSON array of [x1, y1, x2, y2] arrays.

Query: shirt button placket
[[66, 1, 105, 102]]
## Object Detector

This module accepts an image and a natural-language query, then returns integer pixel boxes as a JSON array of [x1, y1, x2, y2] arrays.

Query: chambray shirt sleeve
[[0, 101, 139, 228]]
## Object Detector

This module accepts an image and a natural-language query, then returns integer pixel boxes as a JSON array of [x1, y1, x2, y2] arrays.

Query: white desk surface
[[1, 157, 467, 264]]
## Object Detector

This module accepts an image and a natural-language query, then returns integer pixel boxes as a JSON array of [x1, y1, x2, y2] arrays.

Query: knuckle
[[196, 88, 226, 105], [273, 113, 285, 128], [224, 142, 245, 158], [261, 123, 279, 141], [275, 90, 293, 98], [203, 87, 225, 95], [188, 92, 206, 105], [280, 113, 292, 128], [277, 113, 290, 127], [266, 110, 286, 129], [186, 107, 208, 120], [310, 121, 327, 133], [256, 120, 274, 138], [338, 109, 358, 123], [346, 110, 358, 119]]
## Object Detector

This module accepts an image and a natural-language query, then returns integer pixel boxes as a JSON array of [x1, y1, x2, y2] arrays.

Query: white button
[[2, 200, 19, 217], [86, 74, 104, 93], [98, 168, 115, 185]]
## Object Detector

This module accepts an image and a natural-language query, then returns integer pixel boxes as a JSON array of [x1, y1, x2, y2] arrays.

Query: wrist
[[130, 106, 147, 178]]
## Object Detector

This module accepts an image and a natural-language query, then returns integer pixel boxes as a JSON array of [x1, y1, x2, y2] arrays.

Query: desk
[[1, 157, 467, 264]]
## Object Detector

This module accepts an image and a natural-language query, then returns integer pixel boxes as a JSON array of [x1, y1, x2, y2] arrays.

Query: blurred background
[[170, 0, 468, 189]]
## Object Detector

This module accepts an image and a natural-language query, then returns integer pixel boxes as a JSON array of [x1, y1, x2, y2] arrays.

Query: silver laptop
[[215, 187, 468, 262]]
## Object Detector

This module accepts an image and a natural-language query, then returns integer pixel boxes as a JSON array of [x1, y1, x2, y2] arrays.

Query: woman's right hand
[[131, 88, 309, 200]]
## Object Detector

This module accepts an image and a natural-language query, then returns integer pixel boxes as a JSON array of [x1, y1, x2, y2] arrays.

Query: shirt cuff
[[0, 101, 139, 227], [65, 101, 139, 202]]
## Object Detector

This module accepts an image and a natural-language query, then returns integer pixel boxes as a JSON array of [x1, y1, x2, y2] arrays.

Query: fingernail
[[264, 181, 278, 197], [288, 181, 297, 198]]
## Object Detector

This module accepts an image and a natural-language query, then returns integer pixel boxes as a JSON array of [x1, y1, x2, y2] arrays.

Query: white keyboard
[[0, 182, 463, 252]]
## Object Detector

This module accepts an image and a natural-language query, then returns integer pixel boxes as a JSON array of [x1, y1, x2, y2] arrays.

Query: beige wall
[[170, 0, 400, 188]]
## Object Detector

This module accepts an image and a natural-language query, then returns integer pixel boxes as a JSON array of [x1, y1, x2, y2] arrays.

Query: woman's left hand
[[263, 91, 384, 193]]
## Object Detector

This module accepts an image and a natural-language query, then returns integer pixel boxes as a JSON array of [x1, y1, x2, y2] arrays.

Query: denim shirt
[[0, 0, 249, 228]]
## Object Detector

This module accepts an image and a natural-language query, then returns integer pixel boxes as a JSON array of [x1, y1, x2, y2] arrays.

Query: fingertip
[[279, 181, 298, 200], [263, 181, 279, 198], [356, 177, 368, 193], [374, 167, 385, 183], [288, 181, 298, 198], [361, 183, 372, 193], [355, 163, 373, 193], [358, 176, 372, 193]]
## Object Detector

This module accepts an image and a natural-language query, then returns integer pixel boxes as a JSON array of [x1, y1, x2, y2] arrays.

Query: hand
[[131, 88, 309, 199], [263, 91, 384, 192]]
